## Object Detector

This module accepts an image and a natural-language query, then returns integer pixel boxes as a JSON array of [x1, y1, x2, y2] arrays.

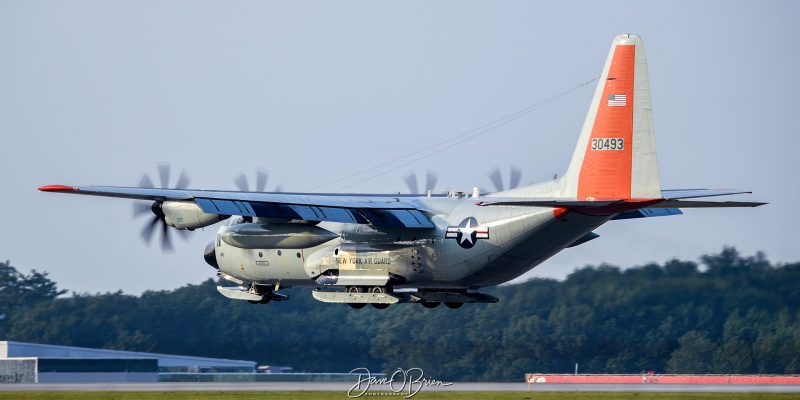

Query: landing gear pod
[[305, 243, 428, 286]]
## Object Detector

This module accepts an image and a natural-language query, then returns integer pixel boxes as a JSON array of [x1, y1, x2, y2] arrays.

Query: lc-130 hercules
[[40, 34, 764, 309]]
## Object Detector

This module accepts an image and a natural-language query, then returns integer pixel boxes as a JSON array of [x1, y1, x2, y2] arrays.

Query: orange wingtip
[[39, 185, 77, 192]]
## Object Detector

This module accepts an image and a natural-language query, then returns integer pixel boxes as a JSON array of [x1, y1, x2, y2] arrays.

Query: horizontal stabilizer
[[477, 199, 625, 207], [651, 200, 766, 208], [479, 191, 765, 215], [661, 189, 754, 200], [478, 187, 765, 210], [612, 207, 683, 220]]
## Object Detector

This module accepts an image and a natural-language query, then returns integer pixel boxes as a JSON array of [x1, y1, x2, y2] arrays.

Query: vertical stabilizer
[[562, 34, 660, 200]]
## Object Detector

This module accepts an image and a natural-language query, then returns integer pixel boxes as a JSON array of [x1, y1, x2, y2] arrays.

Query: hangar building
[[0, 341, 256, 383]]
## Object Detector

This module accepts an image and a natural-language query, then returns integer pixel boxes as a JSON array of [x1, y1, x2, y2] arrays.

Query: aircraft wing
[[38, 185, 435, 228]]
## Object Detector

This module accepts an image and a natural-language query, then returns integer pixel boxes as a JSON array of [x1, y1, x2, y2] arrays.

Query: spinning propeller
[[488, 165, 523, 192], [233, 168, 283, 192], [404, 170, 439, 195], [132, 164, 191, 252]]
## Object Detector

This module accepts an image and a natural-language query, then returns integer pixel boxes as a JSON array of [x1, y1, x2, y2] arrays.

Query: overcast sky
[[1, 1, 797, 295]]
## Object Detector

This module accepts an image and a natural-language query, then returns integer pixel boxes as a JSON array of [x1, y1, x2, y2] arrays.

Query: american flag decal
[[608, 94, 627, 107], [445, 217, 489, 249], [445, 227, 489, 239]]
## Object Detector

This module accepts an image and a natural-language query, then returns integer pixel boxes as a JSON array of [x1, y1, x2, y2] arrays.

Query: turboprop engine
[[161, 201, 227, 230]]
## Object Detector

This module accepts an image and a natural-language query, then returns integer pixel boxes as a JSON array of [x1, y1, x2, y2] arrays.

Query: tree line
[[1, 247, 798, 381]]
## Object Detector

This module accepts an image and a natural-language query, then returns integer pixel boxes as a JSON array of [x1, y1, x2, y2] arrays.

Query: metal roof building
[[0, 341, 257, 383]]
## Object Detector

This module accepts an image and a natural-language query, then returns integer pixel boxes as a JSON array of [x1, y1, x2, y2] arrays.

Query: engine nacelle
[[162, 201, 226, 230], [221, 223, 339, 249]]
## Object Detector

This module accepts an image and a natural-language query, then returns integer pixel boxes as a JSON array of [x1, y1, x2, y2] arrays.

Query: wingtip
[[39, 185, 77, 192]]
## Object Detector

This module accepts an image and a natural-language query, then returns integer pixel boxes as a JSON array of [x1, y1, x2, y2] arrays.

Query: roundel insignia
[[445, 217, 489, 249]]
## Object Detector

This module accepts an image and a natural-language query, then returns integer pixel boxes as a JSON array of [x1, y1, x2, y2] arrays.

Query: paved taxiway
[[0, 382, 798, 392]]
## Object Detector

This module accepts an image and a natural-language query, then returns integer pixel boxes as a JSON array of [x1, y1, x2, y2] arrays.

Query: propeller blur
[[132, 164, 192, 252]]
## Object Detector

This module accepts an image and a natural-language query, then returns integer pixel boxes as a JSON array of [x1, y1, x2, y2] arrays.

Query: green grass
[[0, 392, 798, 400]]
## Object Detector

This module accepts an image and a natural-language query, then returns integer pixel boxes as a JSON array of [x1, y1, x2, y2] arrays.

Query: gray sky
[[1, 1, 797, 295]]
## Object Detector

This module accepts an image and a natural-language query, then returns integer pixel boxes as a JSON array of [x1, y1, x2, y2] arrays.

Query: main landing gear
[[346, 286, 392, 309]]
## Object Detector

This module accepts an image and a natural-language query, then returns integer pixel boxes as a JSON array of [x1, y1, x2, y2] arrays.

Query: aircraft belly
[[434, 205, 553, 285], [455, 212, 612, 287]]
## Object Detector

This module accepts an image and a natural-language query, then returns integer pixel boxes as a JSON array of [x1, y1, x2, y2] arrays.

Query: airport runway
[[0, 382, 799, 392]]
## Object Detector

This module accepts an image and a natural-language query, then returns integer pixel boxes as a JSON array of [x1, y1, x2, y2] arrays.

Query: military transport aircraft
[[39, 34, 765, 309]]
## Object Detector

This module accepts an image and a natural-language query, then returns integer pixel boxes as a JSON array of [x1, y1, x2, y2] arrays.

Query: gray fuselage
[[213, 196, 607, 290]]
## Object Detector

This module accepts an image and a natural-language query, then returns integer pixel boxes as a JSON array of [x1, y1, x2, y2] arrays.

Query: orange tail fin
[[563, 34, 660, 200]]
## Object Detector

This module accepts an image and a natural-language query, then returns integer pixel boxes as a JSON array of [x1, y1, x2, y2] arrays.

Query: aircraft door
[[423, 236, 448, 282]]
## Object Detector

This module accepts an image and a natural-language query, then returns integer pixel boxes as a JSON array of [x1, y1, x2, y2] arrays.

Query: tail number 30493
[[591, 138, 624, 151]]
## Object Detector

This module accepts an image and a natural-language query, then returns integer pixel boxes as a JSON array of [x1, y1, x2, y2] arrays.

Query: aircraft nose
[[204, 241, 219, 269]]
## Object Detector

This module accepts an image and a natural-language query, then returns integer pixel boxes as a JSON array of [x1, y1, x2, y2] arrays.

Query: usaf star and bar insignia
[[445, 217, 489, 249]]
